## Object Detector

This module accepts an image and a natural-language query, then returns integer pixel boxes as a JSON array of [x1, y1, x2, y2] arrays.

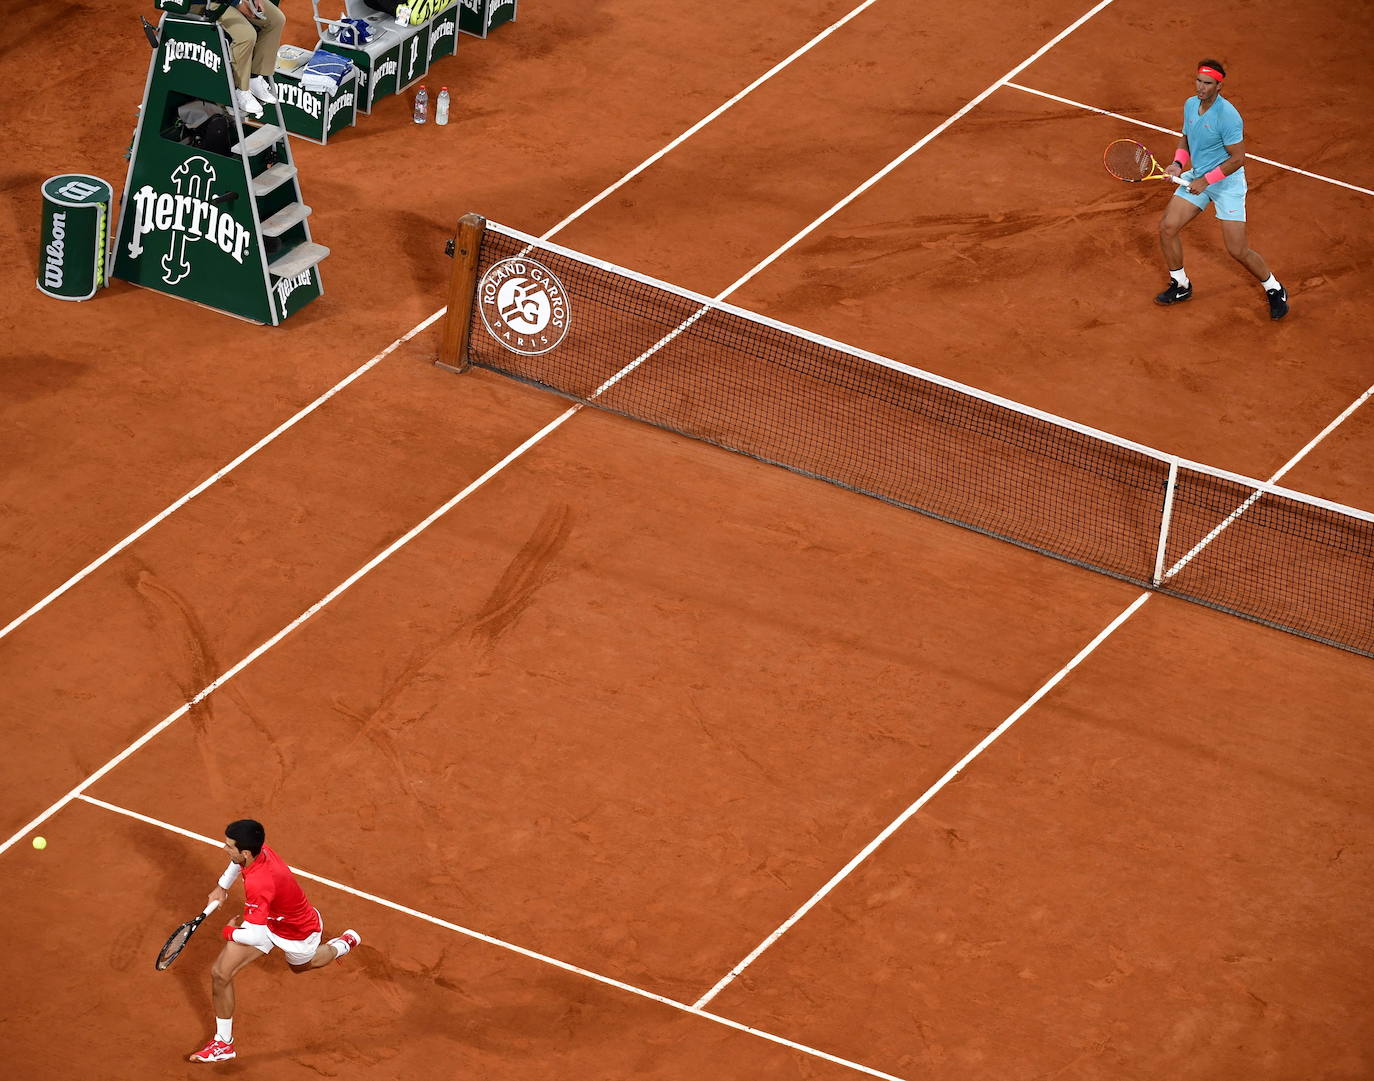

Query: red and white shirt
[[240, 845, 321, 941]]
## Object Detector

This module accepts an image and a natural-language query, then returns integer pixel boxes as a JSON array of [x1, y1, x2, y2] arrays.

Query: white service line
[[693, 592, 1152, 1008], [74, 794, 909, 1081], [0, 0, 888, 646], [1006, 82, 1374, 197]]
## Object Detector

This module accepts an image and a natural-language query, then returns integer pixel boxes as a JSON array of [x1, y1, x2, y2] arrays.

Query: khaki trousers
[[218, 2, 287, 90]]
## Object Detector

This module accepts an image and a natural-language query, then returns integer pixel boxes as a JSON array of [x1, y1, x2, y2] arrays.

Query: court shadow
[[128, 824, 222, 1017], [0, 354, 91, 405]]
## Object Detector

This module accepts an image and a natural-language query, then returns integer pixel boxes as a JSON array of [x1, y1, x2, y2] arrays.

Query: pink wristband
[[1204, 166, 1226, 185], [1173, 149, 1191, 168]]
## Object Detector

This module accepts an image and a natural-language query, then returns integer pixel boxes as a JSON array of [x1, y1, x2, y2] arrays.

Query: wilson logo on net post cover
[[478, 257, 571, 355]]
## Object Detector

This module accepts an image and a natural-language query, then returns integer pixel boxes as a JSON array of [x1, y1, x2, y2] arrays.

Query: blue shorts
[[1174, 167, 1247, 221]]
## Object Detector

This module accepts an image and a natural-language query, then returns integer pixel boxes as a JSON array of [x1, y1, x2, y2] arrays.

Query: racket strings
[[156, 924, 194, 969], [1105, 139, 1154, 181]]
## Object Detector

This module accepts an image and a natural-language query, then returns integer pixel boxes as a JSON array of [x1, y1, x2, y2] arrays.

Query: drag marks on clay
[[470, 502, 574, 654]]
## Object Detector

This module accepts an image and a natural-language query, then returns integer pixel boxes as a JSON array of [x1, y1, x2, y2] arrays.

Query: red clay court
[[2, 1, 1372, 1079]]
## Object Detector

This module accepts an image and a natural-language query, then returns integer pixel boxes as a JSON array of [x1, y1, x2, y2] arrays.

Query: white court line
[[693, 593, 1152, 1008], [718, 0, 1121, 296], [0, 0, 888, 647], [73, 794, 909, 1081], [538, 0, 885, 241], [0, 0, 1123, 863], [1162, 384, 1374, 580], [1006, 82, 1374, 197], [0, 408, 582, 860], [696, 378, 1374, 1008], [0, 310, 441, 645]]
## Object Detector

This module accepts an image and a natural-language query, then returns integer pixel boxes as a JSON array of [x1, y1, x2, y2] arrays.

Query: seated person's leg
[[218, 7, 257, 91], [251, 2, 288, 79]]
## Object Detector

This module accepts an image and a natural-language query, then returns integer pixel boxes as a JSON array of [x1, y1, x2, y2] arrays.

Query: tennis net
[[441, 216, 1374, 660]]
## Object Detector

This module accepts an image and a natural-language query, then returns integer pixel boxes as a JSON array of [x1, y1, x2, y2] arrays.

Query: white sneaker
[[330, 929, 361, 961], [248, 75, 278, 104], [234, 88, 264, 118]]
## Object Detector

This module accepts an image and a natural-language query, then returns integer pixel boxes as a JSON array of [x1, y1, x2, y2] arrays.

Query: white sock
[[330, 937, 351, 959], [216, 1017, 233, 1043], [1261, 274, 1280, 290], [1170, 268, 1190, 287]]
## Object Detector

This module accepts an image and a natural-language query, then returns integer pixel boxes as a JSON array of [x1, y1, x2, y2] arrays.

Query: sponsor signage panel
[[459, 0, 518, 39], [274, 70, 358, 145], [428, 2, 459, 62]]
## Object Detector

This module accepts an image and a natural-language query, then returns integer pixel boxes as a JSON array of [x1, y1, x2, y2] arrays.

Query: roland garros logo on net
[[478, 257, 570, 356]]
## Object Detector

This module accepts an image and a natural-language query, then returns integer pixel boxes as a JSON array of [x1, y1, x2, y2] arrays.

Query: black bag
[[188, 113, 234, 156], [363, 0, 402, 14]]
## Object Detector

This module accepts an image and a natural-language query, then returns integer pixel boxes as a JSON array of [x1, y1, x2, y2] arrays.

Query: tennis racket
[[1103, 139, 1188, 187], [155, 899, 220, 971]]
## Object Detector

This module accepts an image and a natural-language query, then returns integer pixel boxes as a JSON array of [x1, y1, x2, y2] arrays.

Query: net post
[[436, 213, 487, 374], [1152, 456, 1179, 585]]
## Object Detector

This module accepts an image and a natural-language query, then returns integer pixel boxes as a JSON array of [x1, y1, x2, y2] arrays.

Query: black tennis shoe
[[1154, 280, 1193, 306], [1266, 284, 1289, 321]]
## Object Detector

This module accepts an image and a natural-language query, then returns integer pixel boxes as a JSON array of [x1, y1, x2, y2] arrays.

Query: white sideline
[[717, 0, 1121, 297], [0, 309, 440, 645], [696, 380, 1374, 1008], [1005, 82, 1374, 197], [0, 408, 582, 860], [692, 593, 1153, 1008], [73, 794, 909, 1081], [0, 0, 889, 647], [538, 0, 885, 241], [0, 0, 1128, 865]]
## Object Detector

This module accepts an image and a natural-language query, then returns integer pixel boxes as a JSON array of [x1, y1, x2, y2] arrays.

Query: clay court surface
[[2, 1, 1373, 1078]]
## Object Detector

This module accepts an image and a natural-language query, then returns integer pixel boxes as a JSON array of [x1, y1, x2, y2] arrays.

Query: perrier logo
[[126, 156, 252, 285]]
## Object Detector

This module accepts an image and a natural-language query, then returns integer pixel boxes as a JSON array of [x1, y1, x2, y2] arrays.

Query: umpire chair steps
[[114, 2, 328, 324]]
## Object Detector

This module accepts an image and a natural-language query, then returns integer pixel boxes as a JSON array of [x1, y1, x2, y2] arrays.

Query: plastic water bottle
[[413, 85, 428, 125], [435, 87, 450, 126]]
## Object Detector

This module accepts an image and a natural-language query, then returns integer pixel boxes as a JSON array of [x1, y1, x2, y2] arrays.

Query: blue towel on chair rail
[[300, 49, 353, 94]]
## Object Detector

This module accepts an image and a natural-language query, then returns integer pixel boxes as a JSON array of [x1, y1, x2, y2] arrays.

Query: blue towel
[[301, 49, 353, 94], [334, 18, 372, 46]]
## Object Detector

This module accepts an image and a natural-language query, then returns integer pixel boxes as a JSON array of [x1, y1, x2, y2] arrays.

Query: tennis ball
[[32, 836, 47, 850]]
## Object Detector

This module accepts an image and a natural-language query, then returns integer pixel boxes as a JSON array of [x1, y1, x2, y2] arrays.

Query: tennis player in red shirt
[[188, 819, 361, 1063]]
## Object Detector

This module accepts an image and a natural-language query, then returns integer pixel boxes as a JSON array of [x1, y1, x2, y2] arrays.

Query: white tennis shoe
[[234, 88, 264, 118], [330, 928, 361, 961], [248, 75, 278, 104]]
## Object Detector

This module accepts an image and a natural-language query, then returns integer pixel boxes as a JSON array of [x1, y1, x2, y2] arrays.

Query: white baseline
[[76, 794, 908, 1081]]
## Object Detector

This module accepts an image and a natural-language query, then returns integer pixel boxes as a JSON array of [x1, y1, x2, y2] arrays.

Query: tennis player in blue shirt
[[1156, 60, 1288, 320]]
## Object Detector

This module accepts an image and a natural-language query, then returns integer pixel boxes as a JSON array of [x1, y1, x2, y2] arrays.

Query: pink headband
[[1197, 65, 1225, 82]]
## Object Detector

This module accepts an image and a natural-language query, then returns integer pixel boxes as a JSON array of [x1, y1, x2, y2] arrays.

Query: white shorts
[[245, 908, 324, 965]]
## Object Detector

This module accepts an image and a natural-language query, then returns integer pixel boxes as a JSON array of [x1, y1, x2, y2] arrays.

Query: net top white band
[[486, 220, 1373, 526]]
